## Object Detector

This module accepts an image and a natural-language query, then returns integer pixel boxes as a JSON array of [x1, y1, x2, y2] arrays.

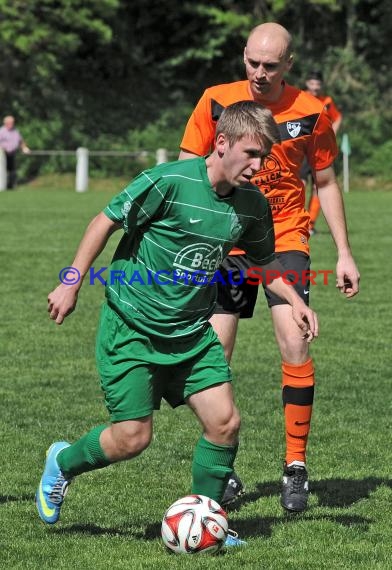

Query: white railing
[[0, 147, 173, 192], [0, 136, 352, 193], [0, 147, 7, 189]]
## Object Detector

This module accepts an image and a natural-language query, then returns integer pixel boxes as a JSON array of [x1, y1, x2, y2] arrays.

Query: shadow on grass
[[48, 511, 371, 543], [211, 475, 392, 538], [232, 512, 371, 539], [58, 521, 170, 543], [36, 512, 373, 543], [142, 511, 371, 542], [311, 477, 392, 507], [0, 494, 34, 504], [231, 476, 392, 510], [57, 523, 132, 537], [16, 477, 388, 542]]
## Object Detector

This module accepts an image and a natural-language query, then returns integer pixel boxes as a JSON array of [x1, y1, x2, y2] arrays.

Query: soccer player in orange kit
[[179, 23, 359, 512]]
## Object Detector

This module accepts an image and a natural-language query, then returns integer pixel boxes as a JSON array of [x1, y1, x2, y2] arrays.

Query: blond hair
[[216, 101, 280, 152]]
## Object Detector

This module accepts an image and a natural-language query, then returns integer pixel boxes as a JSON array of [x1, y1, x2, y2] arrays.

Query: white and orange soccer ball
[[161, 494, 228, 554]]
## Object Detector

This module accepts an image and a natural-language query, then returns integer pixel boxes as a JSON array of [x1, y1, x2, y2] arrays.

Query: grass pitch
[[0, 177, 391, 569]]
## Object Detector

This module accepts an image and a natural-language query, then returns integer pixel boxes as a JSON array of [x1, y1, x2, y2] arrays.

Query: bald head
[[247, 23, 292, 61], [244, 23, 293, 103]]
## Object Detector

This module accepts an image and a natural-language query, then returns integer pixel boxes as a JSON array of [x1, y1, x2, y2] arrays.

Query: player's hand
[[292, 303, 319, 343], [48, 284, 79, 325], [336, 255, 360, 298]]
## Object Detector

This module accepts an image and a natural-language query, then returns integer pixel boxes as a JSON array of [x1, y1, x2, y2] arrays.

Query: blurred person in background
[[301, 71, 343, 235], [0, 115, 30, 189]]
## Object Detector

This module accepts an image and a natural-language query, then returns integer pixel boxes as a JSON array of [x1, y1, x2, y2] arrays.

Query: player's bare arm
[[48, 212, 122, 325], [316, 166, 360, 298], [332, 116, 343, 134]]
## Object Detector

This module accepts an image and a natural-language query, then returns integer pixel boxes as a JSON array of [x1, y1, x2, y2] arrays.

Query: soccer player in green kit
[[36, 101, 318, 546]]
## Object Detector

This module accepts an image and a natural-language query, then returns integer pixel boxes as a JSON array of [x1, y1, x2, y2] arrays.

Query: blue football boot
[[36, 441, 71, 524]]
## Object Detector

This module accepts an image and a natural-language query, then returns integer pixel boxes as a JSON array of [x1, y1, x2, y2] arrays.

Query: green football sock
[[191, 436, 238, 503], [57, 425, 111, 479]]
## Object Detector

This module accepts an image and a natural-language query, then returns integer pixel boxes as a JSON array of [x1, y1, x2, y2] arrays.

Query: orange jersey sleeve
[[319, 95, 342, 124], [180, 81, 252, 155]]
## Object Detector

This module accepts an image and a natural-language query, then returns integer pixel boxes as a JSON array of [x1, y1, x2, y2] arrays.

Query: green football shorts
[[96, 303, 232, 422]]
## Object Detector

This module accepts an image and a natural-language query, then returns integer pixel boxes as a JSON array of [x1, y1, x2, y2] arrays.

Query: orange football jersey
[[317, 94, 342, 125], [180, 81, 338, 254]]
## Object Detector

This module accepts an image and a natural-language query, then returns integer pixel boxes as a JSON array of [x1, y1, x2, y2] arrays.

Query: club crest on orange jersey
[[287, 122, 301, 138]]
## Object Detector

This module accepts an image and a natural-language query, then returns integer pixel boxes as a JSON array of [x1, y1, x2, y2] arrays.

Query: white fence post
[[75, 147, 89, 192], [341, 133, 351, 194], [0, 148, 7, 191], [156, 148, 168, 165]]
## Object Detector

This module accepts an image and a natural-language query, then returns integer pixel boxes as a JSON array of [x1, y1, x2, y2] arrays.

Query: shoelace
[[226, 529, 246, 546], [290, 468, 307, 494], [49, 475, 70, 505], [227, 529, 239, 539]]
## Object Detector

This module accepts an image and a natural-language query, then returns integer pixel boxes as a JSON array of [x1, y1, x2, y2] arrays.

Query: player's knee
[[211, 408, 241, 443], [114, 425, 152, 459], [132, 431, 152, 456], [278, 337, 309, 363]]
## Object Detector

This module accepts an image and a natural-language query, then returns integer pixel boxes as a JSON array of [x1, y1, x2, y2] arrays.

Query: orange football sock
[[282, 359, 315, 465], [308, 193, 321, 228]]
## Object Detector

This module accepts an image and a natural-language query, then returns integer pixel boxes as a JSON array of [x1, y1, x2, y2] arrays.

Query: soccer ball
[[161, 494, 228, 554]]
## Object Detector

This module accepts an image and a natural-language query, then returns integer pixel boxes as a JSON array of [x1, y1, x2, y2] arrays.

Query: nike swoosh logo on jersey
[[189, 218, 202, 224], [304, 290, 309, 295]]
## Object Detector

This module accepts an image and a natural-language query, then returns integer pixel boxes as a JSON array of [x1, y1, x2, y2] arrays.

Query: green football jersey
[[103, 157, 275, 339]]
